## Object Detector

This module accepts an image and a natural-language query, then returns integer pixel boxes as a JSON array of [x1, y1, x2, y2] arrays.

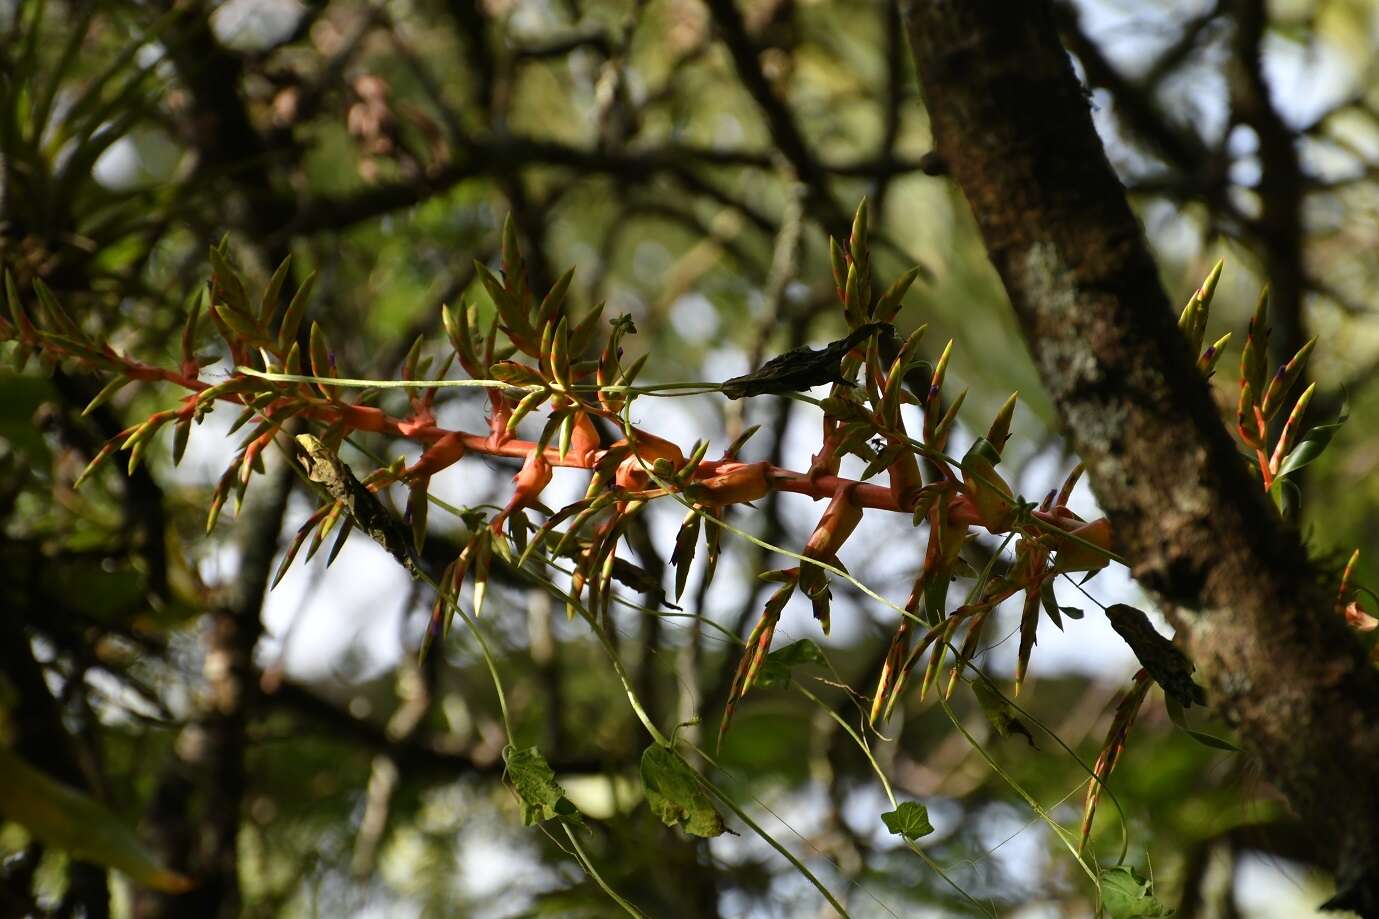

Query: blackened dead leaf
[[295, 434, 422, 580], [1106, 604, 1207, 708], [721, 323, 890, 399]]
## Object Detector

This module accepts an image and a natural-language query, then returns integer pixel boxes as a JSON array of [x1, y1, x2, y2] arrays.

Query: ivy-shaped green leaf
[[880, 801, 934, 841], [1099, 865, 1174, 918], [640, 745, 725, 838], [503, 745, 584, 828]]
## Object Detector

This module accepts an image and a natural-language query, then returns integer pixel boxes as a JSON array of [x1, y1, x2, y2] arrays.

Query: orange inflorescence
[[25, 203, 1353, 753], [493, 448, 553, 533]]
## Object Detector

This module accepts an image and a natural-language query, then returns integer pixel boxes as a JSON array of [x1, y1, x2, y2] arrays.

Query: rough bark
[[903, 1, 1379, 910]]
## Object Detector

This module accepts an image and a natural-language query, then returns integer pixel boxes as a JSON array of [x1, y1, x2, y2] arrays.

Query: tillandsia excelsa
[[8, 202, 1374, 801]]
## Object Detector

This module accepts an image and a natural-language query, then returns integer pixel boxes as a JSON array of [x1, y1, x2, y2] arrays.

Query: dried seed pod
[[1080, 671, 1152, 852]]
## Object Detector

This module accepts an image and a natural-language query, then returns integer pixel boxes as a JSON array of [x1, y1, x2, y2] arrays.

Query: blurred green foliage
[[3, 0, 1377, 916]]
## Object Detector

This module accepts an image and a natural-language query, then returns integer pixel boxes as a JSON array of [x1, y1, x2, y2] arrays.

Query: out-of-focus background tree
[[1, 0, 1376, 915]]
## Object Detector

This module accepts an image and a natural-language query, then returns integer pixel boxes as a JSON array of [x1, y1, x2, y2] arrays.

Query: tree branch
[[1227, 0, 1308, 393], [703, 0, 850, 241], [903, 1, 1379, 910]]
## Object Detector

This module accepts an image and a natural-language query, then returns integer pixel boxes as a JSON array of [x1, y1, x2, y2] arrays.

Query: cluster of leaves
[[1181, 260, 1335, 506], [5, 199, 1375, 916], [1, 3, 187, 297]]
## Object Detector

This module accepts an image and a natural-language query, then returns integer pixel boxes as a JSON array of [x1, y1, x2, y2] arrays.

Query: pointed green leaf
[[82, 376, 132, 416], [208, 244, 249, 315], [259, 255, 293, 325], [1271, 409, 1348, 488], [407, 478, 429, 553], [277, 271, 316, 352], [1163, 697, 1239, 751], [671, 510, 701, 601]]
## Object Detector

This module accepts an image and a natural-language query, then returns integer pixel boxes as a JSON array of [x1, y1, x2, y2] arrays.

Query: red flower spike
[[1048, 517, 1113, 574], [986, 392, 1019, 456], [918, 614, 961, 700], [338, 403, 388, 433], [492, 448, 553, 534], [1268, 381, 1315, 475], [610, 431, 686, 490], [887, 448, 924, 511], [238, 424, 280, 485], [799, 484, 864, 634], [1338, 548, 1360, 612], [910, 497, 971, 624], [1014, 580, 1043, 695], [398, 404, 437, 437], [829, 238, 849, 302], [487, 396, 514, 450], [945, 606, 994, 700], [804, 484, 865, 556], [403, 431, 467, 482], [1055, 463, 1084, 508], [1260, 336, 1316, 422], [1240, 287, 1270, 399], [688, 462, 773, 506], [1337, 549, 1377, 631], [886, 613, 958, 717], [569, 411, 600, 463], [807, 418, 845, 483], [960, 438, 1016, 532]]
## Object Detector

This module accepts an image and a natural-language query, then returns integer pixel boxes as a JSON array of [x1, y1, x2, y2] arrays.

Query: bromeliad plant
[[5, 200, 1374, 910]]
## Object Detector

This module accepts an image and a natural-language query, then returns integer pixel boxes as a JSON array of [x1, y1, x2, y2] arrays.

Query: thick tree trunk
[[903, 1, 1379, 911]]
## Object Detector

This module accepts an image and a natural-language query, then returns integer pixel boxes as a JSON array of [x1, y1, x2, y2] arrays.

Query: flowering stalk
[[15, 204, 1359, 750]]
